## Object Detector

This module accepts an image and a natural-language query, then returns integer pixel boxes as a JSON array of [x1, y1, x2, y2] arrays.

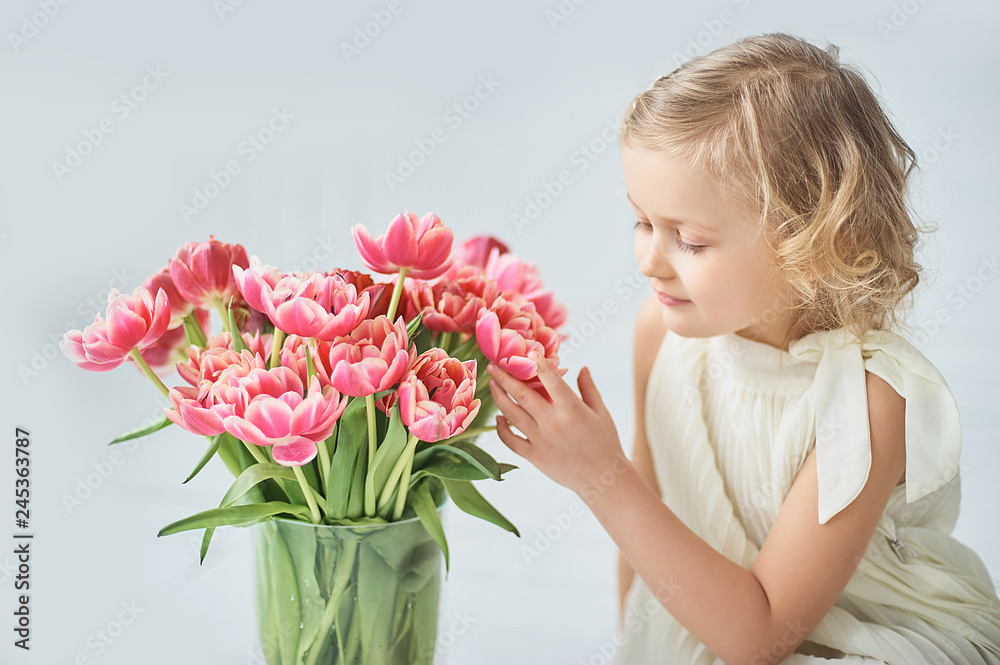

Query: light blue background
[[1, 1, 997, 663]]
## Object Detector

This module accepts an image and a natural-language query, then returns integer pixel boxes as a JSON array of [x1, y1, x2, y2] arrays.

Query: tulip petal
[[244, 397, 295, 439], [271, 438, 318, 466]]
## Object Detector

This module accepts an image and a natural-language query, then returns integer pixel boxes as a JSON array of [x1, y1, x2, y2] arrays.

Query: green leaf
[[498, 462, 518, 477], [327, 397, 368, 518], [442, 479, 519, 537], [405, 311, 424, 339], [109, 413, 172, 445], [412, 481, 449, 573], [346, 437, 368, 519], [413, 441, 504, 481], [367, 404, 408, 503], [183, 433, 223, 484], [218, 462, 298, 508], [157, 501, 311, 536], [266, 527, 301, 664], [182, 311, 208, 348], [409, 448, 493, 484], [227, 298, 245, 353], [199, 527, 215, 565]]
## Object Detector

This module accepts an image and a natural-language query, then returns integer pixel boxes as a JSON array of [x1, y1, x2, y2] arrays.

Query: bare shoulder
[[633, 292, 669, 379], [865, 370, 907, 486]]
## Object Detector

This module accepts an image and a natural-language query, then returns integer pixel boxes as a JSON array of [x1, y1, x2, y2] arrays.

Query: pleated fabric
[[613, 329, 1000, 665]]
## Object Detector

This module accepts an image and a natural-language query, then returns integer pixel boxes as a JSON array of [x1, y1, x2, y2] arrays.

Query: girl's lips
[[656, 291, 691, 306]]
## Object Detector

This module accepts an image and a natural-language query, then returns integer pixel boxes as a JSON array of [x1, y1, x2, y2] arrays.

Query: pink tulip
[[484, 250, 568, 329], [327, 316, 416, 397], [169, 236, 250, 308], [457, 235, 510, 270], [165, 350, 264, 436], [60, 287, 171, 371], [352, 212, 455, 279], [143, 265, 194, 328], [407, 276, 499, 335], [233, 267, 371, 341], [219, 367, 349, 466], [279, 335, 335, 387], [475, 296, 566, 390], [176, 331, 271, 387], [136, 308, 210, 376], [384, 348, 480, 442]]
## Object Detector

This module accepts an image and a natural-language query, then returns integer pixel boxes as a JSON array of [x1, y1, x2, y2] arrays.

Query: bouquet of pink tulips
[[61, 211, 567, 664]]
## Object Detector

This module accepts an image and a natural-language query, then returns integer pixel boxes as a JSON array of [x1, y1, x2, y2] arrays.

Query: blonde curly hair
[[618, 32, 928, 345]]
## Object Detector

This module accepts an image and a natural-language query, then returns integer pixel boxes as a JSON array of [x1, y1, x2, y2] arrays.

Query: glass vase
[[251, 502, 446, 665]]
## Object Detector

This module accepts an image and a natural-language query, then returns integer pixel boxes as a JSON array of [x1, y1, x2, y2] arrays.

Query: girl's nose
[[639, 241, 675, 280]]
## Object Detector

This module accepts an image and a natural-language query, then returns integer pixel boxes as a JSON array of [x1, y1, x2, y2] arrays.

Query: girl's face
[[622, 145, 800, 350]]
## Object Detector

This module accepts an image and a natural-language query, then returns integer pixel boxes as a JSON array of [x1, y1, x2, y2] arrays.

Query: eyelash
[[632, 220, 707, 255]]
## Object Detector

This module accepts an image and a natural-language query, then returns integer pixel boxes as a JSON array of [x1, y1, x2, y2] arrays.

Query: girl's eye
[[676, 237, 707, 255], [634, 220, 707, 255]]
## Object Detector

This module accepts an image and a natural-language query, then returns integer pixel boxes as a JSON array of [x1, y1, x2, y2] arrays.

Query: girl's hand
[[486, 352, 630, 497]]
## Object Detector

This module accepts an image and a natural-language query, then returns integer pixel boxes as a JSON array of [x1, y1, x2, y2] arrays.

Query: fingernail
[[528, 351, 540, 361], [486, 364, 494, 374]]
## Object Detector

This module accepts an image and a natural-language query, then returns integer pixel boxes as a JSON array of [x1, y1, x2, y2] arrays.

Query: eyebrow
[[626, 191, 716, 233]]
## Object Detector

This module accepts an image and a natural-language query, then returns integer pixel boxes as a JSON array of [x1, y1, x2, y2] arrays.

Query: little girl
[[485, 33, 1000, 664]]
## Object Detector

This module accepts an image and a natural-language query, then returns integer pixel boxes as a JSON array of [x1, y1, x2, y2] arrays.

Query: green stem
[[376, 433, 420, 515], [364, 394, 378, 517], [392, 445, 416, 521], [214, 300, 233, 336], [128, 348, 170, 398], [304, 341, 317, 382], [439, 331, 453, 354], [242, 439, 270, 465], [292, 465, 322, 525], [268, 329, 285, 369], [303, 539, 359, 665], [317, 434, 332, 498], [182, 310, 208, 347], [385, 267, 409, 323]]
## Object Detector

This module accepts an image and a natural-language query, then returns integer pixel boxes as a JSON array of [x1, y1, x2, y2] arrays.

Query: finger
[[528, 351, 576, 406], [494, 414, 530, 457], [487, 362, 547, 422], [488, 374, 538, 439], [577, 366, 607, 413]]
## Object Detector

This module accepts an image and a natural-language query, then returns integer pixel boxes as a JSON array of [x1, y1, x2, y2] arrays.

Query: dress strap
[[788, 329, 962, 525]]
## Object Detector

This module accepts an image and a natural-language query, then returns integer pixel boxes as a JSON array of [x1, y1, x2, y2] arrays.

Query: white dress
[[614, 328, 1000, 664]]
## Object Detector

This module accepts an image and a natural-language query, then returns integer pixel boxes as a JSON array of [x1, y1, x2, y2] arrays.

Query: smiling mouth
[[656, 291, 691, 305]]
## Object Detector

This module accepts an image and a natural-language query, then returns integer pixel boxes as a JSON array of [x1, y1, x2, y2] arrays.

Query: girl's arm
[[487, 354, 906, 665], [619, 294, 668, 623]]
